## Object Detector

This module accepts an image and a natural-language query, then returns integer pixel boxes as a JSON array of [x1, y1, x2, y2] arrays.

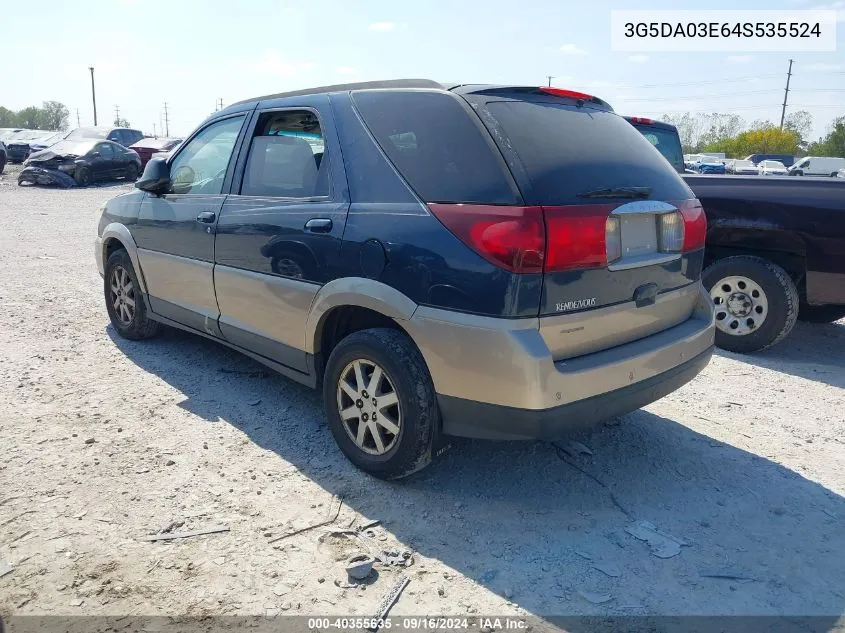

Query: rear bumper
[[406, 284, 715, 440], [438, 346, 712, 439]]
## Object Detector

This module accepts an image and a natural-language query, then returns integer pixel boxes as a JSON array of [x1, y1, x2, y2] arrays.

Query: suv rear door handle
[[196, 211, 216, 223], [305, 218, 332, 233]]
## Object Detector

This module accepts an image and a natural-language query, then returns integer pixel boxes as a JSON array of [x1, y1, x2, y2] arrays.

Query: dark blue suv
[[95, 79, 715, 478]]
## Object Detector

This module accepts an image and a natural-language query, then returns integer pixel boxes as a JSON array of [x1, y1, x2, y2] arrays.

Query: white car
[[758, 160, 788, 176], [727, 159, 758, 175]]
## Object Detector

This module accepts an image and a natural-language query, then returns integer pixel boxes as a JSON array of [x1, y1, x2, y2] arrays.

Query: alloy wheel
[[336, 358, 401, 455], [110, 265, 136, 326], [711, 275, 768, 336]]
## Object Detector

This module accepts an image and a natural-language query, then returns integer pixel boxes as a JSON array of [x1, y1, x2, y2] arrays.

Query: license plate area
[[620, 213, 657, 258], [607, 201, 682, 272]]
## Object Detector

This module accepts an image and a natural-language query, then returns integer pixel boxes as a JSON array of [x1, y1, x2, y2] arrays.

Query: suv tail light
[[428, 204, 545, 273], [678, 199, 707, 251], [428, 199, 705, 275], [543, 205, 616, 272]]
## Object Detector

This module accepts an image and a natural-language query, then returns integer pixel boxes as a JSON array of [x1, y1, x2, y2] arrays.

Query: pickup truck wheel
[[323, 328, 438, 480], [703, 256, 798, 353], [798, 304, 845, 323], [104, 249, 160, 340]]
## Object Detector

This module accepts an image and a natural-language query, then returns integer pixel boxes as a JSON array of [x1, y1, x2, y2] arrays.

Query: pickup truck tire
[[798, 304, 845, 323], [323, 328, 437, 480], [104, 249, 161, 340], [703, 256, 799, 353]]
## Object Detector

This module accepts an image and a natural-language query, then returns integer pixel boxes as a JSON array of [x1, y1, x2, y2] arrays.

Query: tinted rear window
[[631, 124, 684, 173], [479, 100, 692, 205], [352, 90, 520, 204]]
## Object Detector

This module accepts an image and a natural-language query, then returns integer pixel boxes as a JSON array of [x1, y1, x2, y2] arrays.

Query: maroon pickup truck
[[628, 117, 845, 353]]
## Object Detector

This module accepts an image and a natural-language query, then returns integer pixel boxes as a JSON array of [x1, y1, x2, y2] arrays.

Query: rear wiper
[[577, 186, 652, 199]]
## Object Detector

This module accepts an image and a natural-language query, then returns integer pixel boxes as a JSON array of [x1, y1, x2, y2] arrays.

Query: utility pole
[[163, 102, 170, 137], [153, 122, 157, 138], [218, 97, 224, 111], [546, 75, 554, 87], [89, 66, 98, 126], [780, 58, 794, 129], [114, 104, 120, 126], [76, 109, 81, 127]]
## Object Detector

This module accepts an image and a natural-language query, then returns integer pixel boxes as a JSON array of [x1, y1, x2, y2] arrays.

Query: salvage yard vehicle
[[22, 139, 142, 186], [28, 130, 66, 155], [66, 126, 144, 148], [689, 174, 845, 352], [788, 156, 845, 177], [725, 159, 758, 175], [758, 160, 789, 176], [745, 153, 795, 168], [129, 137, 183, 168], [629, 118, 845, 351], [95, 79, 715, 478], [623, 117, 685, 173], [0, 140, 6, 174], [5, 129, 54, 162]]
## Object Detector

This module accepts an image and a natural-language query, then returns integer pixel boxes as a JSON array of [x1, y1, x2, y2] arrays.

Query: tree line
[[0, 101, 70, 131], [660, 110, 845, 158]]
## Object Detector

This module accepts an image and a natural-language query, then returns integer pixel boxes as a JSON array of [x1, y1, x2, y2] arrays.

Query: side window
[[98, 143, 114, 159], [169, 115, 245, 195], [352, 91, 519, 204], [240, 110, 329, 199]]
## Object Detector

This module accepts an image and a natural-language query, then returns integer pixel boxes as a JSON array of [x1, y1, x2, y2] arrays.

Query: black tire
[[104, 249, 160, 340], [0, 155, 6, 175], [74, 166, 92, 187], [798, 304, 845, 323], [702, 256, 799, 353], [125, 163, 139, 181], [792, 170, 804, 176], [322, 328, 438, 479]]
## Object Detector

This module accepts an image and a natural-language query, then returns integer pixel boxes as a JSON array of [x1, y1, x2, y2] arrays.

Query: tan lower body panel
[[406, 284, 715, 410], [137, 249, 217, 320], [539, 283, 700, 360], [213, 265, 318, 352]]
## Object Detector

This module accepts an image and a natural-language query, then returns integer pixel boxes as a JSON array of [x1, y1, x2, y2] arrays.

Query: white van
[[789, 156, 845, 177]]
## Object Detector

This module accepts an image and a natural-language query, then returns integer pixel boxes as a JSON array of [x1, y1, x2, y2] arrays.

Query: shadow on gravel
[[109, 325, 845, 626], [717, 320, 845, 389]]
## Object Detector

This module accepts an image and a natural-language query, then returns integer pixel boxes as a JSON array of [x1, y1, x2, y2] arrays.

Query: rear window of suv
[[476, 99, 692, 206], [352, 90, 520, 205]]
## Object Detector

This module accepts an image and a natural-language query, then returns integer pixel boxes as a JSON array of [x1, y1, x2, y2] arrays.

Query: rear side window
[[240, 110, 329, 198], [352, 90, 520, 204], [478, 100, 692, 206]]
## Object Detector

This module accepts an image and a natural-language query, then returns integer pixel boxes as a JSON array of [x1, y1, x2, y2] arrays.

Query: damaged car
[[22, 139, 142, 186]]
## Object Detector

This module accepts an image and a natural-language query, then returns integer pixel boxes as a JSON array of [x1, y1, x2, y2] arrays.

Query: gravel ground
[[1, 174, 844, 623]]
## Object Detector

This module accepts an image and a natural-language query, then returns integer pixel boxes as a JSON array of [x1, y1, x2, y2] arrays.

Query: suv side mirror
[[91, 151, 101, 158], [136, 157, 171, 194]]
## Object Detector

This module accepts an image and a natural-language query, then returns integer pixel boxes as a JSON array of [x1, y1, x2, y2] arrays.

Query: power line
[[591, 69, 845, 91]]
